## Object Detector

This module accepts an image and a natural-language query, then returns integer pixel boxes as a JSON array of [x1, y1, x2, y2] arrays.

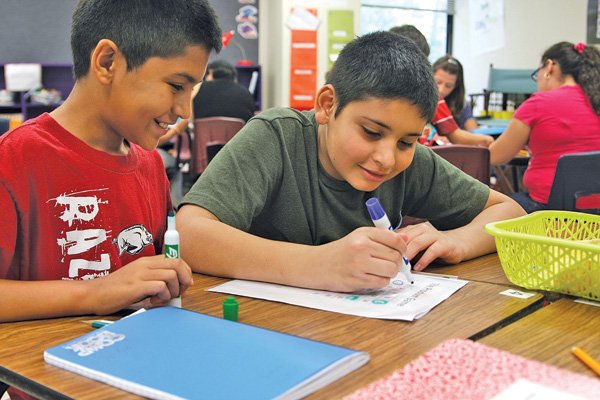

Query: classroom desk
[[476, 118, 511, 127], [471, 126, 506, 136], [494, 153, 530, 194], [426, 253, 513, 287], [0, 271, 543, 399], [479, 298, 600, 378]]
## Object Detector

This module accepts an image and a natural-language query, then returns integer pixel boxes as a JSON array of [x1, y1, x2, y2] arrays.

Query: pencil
[[571, 346, 600, 377]]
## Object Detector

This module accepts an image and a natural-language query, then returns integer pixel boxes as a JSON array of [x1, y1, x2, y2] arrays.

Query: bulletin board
[[0, 0, 77, 63], [211, 0, 260, 65]]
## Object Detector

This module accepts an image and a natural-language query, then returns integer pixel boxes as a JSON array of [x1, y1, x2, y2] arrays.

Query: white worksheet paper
[[209, 274, 468, 320]]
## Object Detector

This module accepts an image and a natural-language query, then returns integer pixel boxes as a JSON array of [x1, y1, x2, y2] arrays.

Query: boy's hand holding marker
[[366, 197, 414, 284], [305, 197, 413, 294]]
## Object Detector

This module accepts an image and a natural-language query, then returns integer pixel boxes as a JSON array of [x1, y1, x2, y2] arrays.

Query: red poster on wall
[[289, 8, 318, 111]]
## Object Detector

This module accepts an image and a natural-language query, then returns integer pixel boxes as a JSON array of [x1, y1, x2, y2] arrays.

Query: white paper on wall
[[469, 0, 506, 55]]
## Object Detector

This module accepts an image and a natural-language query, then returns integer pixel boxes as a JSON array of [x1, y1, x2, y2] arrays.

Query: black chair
[[546, 151, 600, 214], [0, 382, 7, 399], [206, 143, 225, 164]]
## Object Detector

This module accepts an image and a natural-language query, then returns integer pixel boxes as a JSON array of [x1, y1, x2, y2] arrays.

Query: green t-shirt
[[181, 108, 489, 245]]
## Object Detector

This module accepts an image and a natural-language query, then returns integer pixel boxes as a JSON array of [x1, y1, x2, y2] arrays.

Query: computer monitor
[[4, 63, 42, 92]]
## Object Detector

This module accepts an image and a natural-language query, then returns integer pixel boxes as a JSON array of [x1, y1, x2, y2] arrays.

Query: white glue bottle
[[164, 211, 182, 308]]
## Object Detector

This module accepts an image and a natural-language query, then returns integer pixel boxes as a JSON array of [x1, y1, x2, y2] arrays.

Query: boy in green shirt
[[178, 32, 524, 292]]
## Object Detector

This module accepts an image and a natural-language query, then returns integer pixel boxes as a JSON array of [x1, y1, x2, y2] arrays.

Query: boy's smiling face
[[316, 91, 427, 192], [104, 44, 208, 151]]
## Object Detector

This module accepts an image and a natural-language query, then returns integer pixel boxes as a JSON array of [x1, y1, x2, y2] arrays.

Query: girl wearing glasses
[[489, 41, 600, 213]]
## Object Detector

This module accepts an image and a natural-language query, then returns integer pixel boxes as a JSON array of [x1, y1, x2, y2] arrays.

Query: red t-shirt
[[515, 85, 600, 203], [431, 98, 458, 135], [0, 113, 171, 281]]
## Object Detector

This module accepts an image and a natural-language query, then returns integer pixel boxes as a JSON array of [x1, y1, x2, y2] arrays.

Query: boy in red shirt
[[0, 0, 222, 323]]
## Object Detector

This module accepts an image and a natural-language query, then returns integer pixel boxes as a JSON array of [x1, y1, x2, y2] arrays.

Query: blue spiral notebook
[[44, 307, 369, 400]]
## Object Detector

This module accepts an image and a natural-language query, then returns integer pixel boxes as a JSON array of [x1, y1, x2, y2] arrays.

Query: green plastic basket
[[485, 211, 600, 300]]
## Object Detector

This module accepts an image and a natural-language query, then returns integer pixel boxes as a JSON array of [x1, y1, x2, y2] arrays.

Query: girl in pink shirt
[[489, 41, 600, 212]]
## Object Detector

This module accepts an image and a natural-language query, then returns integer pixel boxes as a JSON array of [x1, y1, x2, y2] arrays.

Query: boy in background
[[0, 0, 222, 324], [193, 59, 256, 122], [177, 32, 524, 293], [389, 25, 493, 147]]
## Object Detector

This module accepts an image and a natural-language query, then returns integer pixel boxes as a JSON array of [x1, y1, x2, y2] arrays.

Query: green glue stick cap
[[222, 296, 239, 322]]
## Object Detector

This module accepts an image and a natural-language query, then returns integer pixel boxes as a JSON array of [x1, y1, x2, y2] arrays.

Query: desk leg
[[493, 165, 515, 194], [511, 166, 520, 192], [511, 164, 527, 193]]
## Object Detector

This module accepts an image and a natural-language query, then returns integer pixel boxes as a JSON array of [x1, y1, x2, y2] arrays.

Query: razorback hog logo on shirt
[[113, 225, 153, 256]]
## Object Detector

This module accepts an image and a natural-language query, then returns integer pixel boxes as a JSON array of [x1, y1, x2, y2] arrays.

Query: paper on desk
[[491, 379, 586, 400], [209, 273, 468, 320]]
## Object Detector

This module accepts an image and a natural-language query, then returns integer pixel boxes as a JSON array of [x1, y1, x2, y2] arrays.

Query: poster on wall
[[327, 10, 354, 70], [236, 4, 258, 40], [468, 0, 505, 55], [587, 0, 600, 43], [211, 1, 259, 66], [288, 7, 319, 111]]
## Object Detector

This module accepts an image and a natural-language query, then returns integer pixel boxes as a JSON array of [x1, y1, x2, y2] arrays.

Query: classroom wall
[[260, 0, 360, 109], [257, 0, 282, 111], [0, 1, 260, 75], [2, 1, 589, 111], [0, 0, 77, 63], [260, 0, 590, 110], [210, 1, 260, 67], [452, 0, 588, 108]]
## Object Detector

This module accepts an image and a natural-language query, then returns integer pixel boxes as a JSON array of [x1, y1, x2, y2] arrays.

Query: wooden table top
[[424, 253, 514, 287], [0, 271, 544, 400], [479, 298, 600, 378]]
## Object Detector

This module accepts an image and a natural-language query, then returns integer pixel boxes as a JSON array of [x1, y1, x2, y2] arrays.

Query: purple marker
[[366, 197, 414, 284]]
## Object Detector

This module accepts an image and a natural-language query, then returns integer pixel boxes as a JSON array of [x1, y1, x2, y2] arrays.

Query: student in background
[[0, 0, 222, 324], [433, 55, 478, 131], [389, 25, 492, 147], [193, 59, 256, 122], [177, 31, 524, 293], [156, 117, 191, 207], [489, 41, 600, 213]]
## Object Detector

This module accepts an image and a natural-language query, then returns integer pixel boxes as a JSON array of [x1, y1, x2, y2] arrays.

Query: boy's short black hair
[[389, 25, 430, 57], [71, 0, 222, 79], [326, 31, 437, 121], [208, 60, 237, 81]]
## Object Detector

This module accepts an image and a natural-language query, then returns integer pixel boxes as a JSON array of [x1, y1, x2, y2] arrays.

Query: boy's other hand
[[87, 255, 193, 315], [399, 222, 464, 271], [316, 227, 408, 292]]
